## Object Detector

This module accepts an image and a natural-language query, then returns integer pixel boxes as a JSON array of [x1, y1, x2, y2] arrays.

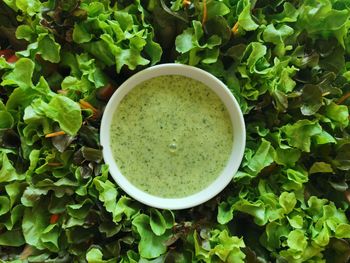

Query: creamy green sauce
[[110, 75, 233, 198]]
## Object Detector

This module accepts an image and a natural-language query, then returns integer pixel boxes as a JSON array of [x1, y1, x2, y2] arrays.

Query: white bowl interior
[[100, 64, 246, 210]]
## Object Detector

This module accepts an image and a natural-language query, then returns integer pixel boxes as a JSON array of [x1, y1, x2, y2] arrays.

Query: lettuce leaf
[[0, 0, 349, 262]]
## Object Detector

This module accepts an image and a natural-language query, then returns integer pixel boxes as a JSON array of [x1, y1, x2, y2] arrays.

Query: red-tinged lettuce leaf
[[324, 238, 350, 263], [301, 84, 323, 116], [333, 143, 350, 171]]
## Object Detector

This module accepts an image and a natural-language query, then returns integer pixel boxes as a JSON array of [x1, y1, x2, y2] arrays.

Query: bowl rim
[[100, 63, 246, 210]]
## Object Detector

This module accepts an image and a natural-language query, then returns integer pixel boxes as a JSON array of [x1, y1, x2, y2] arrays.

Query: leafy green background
[[0, 0, 350, 262]]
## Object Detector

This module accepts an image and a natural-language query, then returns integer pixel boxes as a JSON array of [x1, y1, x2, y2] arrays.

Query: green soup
[[110, 75, 233, 198]]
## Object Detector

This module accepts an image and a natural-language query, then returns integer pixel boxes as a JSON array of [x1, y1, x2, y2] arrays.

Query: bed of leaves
[[0, 0, 350, 262]]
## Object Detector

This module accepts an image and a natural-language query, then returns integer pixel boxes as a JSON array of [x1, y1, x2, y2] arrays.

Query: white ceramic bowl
[[100, 64, 245, 210]]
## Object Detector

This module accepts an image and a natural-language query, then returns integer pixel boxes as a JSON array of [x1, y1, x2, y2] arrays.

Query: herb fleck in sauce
[[110, 75, 233, 198]]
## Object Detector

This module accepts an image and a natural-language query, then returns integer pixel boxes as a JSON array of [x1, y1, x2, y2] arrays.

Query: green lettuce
[[0, 0, 349, 262]]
